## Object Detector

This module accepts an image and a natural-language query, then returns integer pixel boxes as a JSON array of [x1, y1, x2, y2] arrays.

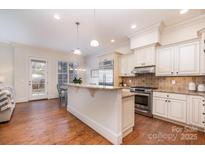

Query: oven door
[[134, 93, 150, 110]]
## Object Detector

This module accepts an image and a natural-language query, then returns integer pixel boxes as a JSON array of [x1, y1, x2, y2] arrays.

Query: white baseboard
[[67, 105, 122, 145]]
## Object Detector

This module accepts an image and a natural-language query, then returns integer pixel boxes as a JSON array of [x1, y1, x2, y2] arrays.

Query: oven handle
[[132, 92, 150, 97]]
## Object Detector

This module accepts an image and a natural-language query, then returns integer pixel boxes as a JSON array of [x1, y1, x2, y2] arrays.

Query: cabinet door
[[175, 41, 199, 75], [127, 53, 135, 75], [135, 47, 155, 67], [189, 96, 205, 128], [153, 97, 167, 118], [156, 47, 174, 76], [122, 96, 135, 131], [200, 33, 205, 74], [120, 54, 128, 76], [167, 99, 186, 123], [135, 49, 146, 67]]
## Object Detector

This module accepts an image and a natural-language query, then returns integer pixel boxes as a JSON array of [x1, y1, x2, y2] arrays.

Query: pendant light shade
[[90, 40, 99, 47], [74, 22, 82, 55], [74, 49, 81, 55], [90, 9, 99, 47]]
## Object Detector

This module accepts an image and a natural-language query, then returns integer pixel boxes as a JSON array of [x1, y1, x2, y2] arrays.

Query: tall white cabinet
[[156, 47, 174, 76], [156, 40, 200, 76], [175, 41, 199, 75], [188, 96, 205, 128]]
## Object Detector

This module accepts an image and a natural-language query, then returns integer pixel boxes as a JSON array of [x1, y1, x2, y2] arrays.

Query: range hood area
[[131, 66, 155, 74]]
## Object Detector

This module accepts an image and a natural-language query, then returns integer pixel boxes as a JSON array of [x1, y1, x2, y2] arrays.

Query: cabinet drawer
[[153, 92, 187, 101]]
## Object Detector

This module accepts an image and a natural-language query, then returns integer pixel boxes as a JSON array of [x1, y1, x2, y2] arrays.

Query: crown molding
[[128, 22, 164, 38], [164, 14, 205, 32]]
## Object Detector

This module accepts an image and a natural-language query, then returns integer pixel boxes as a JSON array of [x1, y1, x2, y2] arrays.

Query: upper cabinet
[[156, 47, 174, 76], [119, 53, 135, 76], [134, 45, 156, 67], [175, 41, 199, 75], [156, 39, 200, 76]]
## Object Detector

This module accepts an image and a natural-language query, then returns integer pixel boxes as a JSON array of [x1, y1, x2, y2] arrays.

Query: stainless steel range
[[130, 86, 157, 117]]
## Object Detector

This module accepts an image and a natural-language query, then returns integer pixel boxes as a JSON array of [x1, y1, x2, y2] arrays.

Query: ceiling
[[0, 9, 204, 56]]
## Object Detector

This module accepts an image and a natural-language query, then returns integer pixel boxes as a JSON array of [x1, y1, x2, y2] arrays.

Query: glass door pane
[[31, 60, 47, 97]]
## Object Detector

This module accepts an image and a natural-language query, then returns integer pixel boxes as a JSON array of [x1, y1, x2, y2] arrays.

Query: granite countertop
[[68, 83, 122, 90], [154, 89, 205, 97]]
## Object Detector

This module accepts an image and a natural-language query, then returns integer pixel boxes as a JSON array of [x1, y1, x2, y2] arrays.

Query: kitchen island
[[67, 84, 135, 144]]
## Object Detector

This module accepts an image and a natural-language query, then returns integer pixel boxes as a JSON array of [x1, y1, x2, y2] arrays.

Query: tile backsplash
[[121, 74, 205, 91]]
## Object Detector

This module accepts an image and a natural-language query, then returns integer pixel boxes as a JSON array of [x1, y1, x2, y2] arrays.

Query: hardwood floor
[[0, 99, 204, 145]]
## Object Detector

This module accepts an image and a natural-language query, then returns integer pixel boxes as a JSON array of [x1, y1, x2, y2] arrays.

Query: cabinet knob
[[167, 95, 169, 97], [202, 121, 205, 124], [165, 100, 167, 102], [202, 100, 205, 102], [171, 72, 173, 74], [203, 113, 205, 115], [203, 104, 205, 106]]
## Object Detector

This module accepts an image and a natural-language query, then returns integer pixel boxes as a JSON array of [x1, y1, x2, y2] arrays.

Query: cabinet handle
[[165, 100, 167, 102], [202, 100, 205, 102], [167, 95, 169, 97], [203, 104, 205, 106], [176, 72, 179, 74], [203, 113, 205, 115], [171, 72, 173, 74], [202, 121, 205, 124]]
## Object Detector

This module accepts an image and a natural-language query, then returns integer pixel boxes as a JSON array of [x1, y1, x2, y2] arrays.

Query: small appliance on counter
[[197, 84, 205, 92], [188, 82, 196, 91]]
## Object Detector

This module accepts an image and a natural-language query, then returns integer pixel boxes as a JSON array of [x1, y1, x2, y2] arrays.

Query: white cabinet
[[153, 92, 187, 123], [167, 99, 186, 123], [156, 47, 174, 76], [156, 40, 200, 76], [188, 96, 205, 128], [120, 54, 128, 76], [135, 46, 156, 67], [175, 41, 199, 75], [119, 53, 135, 76], [153, 97, 167, 118], [122, 96, 135, 136]]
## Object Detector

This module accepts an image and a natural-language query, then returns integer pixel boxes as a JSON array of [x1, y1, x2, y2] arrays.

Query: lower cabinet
[[153, 97, 167, 118], [167, 99, 186, 123], [188, 96, 205, 128], [122, 96, 135, 135], [153, 92, 187, 123], [153, 92, 205, 129]]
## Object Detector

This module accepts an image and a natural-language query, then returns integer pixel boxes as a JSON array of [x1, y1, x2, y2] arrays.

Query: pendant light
[[74, 22, 82, 55], [90, 9, 99, 47]]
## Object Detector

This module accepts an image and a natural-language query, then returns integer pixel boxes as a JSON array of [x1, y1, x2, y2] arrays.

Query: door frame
[[28, 57, 48, 101]]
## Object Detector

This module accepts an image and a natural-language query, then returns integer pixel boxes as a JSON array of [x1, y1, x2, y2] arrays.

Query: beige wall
[[13, 43, 86, 102], [0, 42, 14, 86], [0, 43, 85, 103]]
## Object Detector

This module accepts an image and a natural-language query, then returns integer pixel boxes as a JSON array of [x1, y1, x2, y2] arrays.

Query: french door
[[29, 58, 48, 101]]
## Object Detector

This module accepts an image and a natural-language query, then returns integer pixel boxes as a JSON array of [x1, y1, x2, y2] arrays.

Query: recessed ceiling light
[[111, 39, 115, 43], [131, 24, 136, 29], [54, 14, 61, 20], [180, 9, 189, 14]]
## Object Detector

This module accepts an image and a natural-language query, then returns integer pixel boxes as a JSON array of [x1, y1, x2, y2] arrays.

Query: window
[[69, 62, 79, 83], [58, 61, 68, 86]]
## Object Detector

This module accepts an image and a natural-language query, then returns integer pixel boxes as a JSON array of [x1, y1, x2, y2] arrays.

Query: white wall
[[0, 42, 14, 86], [13, 43, 85, 103], [160, 15, 205, 45]]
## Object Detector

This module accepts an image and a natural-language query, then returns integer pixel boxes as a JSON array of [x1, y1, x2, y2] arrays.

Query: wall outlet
[[171, 80, 176, 85]]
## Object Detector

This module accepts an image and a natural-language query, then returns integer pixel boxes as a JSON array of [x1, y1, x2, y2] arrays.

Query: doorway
[[29, 58, 48, 101]]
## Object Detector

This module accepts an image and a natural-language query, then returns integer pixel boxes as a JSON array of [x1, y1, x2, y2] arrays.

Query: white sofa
[[0, 86, 16, 122]]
